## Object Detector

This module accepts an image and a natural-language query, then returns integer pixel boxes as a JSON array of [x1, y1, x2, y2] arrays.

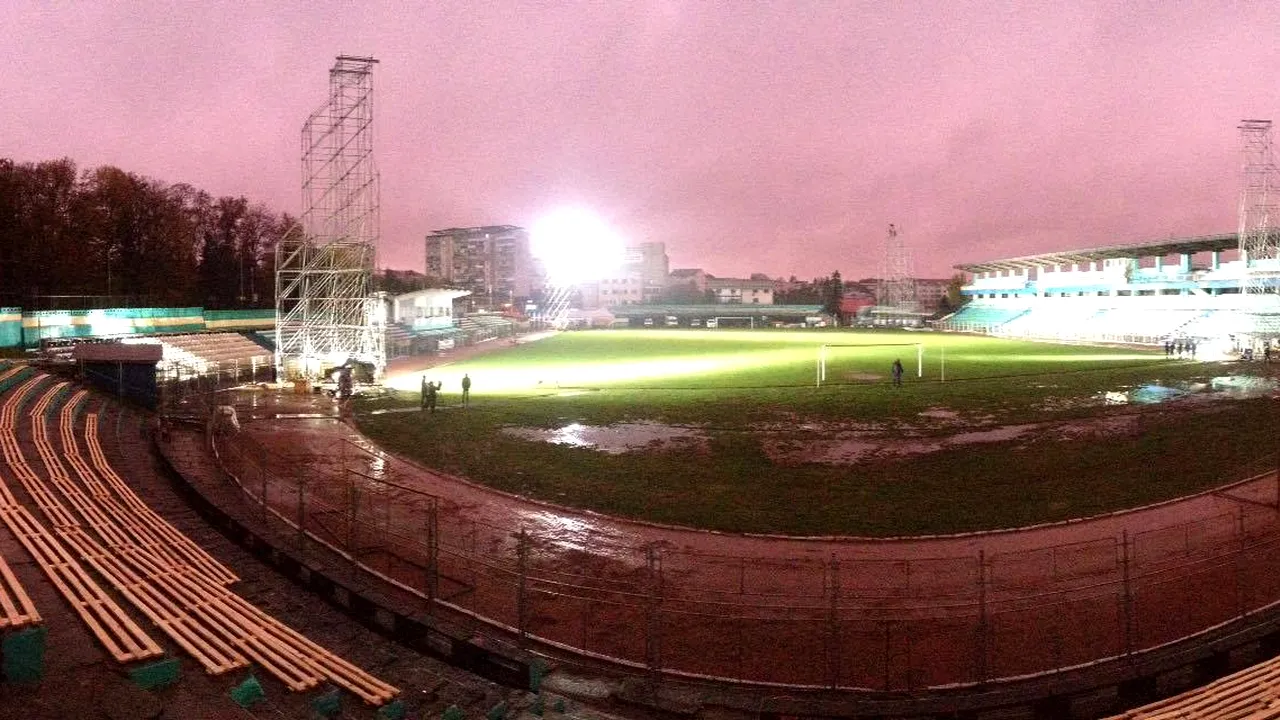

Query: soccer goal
[[711, 316, 754, 329], [816, 343, 923, 387]]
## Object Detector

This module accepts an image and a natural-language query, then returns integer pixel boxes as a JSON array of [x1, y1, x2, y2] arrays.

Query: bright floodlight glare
[[530, 207, 625, 285]]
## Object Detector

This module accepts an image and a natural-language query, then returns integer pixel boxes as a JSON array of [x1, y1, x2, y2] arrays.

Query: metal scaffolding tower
[[1239, 119, 1280, 295], [276, 55, 384, 380], [878, 223, 917, 310], [538, 285, 575, 329]]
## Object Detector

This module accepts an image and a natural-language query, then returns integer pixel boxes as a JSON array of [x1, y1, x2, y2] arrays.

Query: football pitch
[[358, 329, 1278, 536]]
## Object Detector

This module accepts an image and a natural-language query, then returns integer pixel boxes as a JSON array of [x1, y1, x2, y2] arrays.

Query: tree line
[[0, 157, 298, 310]]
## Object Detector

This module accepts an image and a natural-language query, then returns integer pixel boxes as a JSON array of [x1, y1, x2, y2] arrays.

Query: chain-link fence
[[213, 429, 1280, 690]]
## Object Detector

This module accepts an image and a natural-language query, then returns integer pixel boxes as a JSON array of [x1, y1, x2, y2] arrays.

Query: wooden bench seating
[[0, 374, 160, 662], [8, 376, 396, 704], [1110, 657, 1280, 719]]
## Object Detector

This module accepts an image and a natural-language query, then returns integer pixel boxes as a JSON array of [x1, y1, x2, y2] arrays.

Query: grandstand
[[943, 233, 1280, 352]]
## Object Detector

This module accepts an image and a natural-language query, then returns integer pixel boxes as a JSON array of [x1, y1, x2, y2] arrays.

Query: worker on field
[[423, 380, 440, 413], [461, 373, 472, 407], [891, 358, 904, 388]]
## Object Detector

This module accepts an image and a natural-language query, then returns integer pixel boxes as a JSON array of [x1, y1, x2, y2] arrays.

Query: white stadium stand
[[941, 233, 1280, 354]]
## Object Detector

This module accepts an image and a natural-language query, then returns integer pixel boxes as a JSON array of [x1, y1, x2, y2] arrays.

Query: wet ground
[[216, 387, 1280, 690], [180, 342, 1280, 691], [489, 374, 1278, 464]]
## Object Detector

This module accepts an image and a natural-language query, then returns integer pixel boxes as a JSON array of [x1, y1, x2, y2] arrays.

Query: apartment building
[[424, 225, 535, 310]]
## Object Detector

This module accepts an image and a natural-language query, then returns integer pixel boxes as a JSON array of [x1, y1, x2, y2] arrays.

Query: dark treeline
[[0, 157, 299, 310]]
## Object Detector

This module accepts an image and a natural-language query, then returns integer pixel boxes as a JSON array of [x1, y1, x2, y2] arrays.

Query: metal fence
[[214, 429, 1280, 690]]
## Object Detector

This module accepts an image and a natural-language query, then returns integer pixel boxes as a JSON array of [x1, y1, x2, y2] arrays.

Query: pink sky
[[3, 1, 1277, 280]]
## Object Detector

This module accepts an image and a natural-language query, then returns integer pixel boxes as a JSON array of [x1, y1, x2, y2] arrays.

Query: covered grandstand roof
[[955, 233, 1239, 273]]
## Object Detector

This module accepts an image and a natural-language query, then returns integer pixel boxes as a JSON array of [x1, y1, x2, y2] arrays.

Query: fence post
[[976, 549, 989, 684], [1236, 505, 1247, 618], [259, 462, 268, 526], [296, 475, 307, 561], [645, 545, 662, 677], [426, 499, 438, 612], [1121, 530, 1134, 656], [827, 554, 840, 689], [347, 471, 359, 566], [882, 622, 892, 691], [516, 527, 529, 647]]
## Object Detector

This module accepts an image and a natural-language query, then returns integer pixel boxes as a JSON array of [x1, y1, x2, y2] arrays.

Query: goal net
[[816, 343, 923, 387]]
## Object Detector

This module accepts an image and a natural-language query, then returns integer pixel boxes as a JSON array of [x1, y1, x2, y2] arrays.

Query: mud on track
[[214, 408, 1280, 690]]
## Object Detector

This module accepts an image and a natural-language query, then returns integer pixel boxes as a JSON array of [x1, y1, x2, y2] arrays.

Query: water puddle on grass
[[502, 422, 707, 454], [1043, 375, 1280, 411]]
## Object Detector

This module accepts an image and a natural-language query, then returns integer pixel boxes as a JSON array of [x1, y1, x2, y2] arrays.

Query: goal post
[[817, 342, 924, 388], [712, 316, 754, 329]]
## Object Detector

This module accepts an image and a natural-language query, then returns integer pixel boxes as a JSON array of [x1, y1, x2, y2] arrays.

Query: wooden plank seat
[[63, 393, 238, 585], [0, 368, 40, 627], [0, 374, 162, 662], [1110, 656, 1280, 718], [0, 365, 26, 388], [0, 537, 39, 630], [31, 382, 397, 703], [16, 381, 265, 678]]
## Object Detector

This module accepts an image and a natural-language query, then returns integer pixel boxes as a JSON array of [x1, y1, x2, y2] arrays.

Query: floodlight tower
[[1239, 120, 1280, 295], [276, 55, 385, 380], [539, 285, 575, 329], [878, 223, 917, 309]]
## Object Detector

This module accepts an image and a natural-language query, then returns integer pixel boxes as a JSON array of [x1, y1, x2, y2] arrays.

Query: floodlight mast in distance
[[276, 55, 384, 381], [878, 223, 917, 310], [530, 208, 624, 328], [1239, 119, 1279, 295]]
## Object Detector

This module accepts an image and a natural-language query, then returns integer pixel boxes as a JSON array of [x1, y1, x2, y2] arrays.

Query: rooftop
[[955, 233, 1239, 273]]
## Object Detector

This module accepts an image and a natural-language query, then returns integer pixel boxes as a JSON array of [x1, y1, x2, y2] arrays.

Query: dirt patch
[[761, 414, 1154, 465]]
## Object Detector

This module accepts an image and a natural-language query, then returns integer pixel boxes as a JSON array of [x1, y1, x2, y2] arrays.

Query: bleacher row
[[0, 366, 397, 705], [151, 332, 272, 371], [944, 305, 1228, 344], [386, 315, 516, 358]]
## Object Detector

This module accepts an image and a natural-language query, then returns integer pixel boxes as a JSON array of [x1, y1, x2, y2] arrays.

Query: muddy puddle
[[502, 422, 707, 454], [1043, 375, 1279, 411]]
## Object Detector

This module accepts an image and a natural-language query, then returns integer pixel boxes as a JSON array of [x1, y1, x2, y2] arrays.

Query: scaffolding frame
[[276, 55, 384, 380], [878, 223, 917, 310], [1239, 119, 1279, 295]]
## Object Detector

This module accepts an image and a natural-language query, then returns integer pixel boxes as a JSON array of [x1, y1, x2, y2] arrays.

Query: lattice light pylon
[[877, 223, 917, 310], [1239, 119, 1280, 295], [276, 55, 384, 380]]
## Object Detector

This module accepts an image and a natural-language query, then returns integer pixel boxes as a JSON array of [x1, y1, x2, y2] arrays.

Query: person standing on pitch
[[423, 380, 439, 413], [891, 358, 904, 388], [420, 375, 429, 410], [461, 373, 472, 407]]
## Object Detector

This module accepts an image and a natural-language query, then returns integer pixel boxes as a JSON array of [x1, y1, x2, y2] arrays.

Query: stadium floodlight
[[530, 207, 626, 286]]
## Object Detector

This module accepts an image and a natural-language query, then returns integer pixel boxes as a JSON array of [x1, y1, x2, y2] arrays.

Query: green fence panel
[[229, 674, 265, 708], [3, 626, 46, 682], [129, 658, 180, 690], [311, 688, 341, 717], [377, 700, 406, 720]]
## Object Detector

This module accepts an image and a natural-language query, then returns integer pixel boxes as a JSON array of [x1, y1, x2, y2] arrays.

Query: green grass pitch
[[357, 329, 1275, 536]]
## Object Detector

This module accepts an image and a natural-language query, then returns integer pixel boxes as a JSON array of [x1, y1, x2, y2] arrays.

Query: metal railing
[[213, 428, 1280, 690]]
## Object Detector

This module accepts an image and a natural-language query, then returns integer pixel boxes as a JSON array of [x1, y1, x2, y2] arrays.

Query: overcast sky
[[3, 1, 1276, 279]]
